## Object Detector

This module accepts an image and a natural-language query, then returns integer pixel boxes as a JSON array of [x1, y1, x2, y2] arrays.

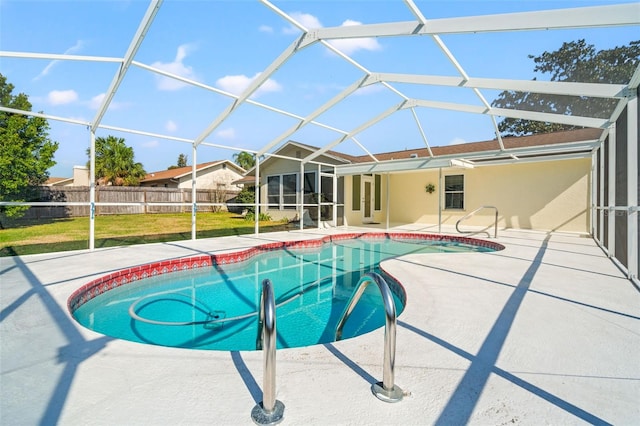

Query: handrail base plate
[[371, 382, 404, 403], [251, 400, 285, 425]]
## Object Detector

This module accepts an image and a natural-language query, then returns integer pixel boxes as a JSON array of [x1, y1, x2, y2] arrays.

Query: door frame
[[361, 175, 374, 223]]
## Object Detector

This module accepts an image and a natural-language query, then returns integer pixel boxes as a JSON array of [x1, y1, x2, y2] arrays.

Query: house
[[46, 166, 90, 187], [140, 160, 245, 192], [249, 128, 602, 233]]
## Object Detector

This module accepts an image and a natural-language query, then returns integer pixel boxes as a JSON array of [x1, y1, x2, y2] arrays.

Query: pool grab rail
[[251, 279, 285, 425], [455, 205, 499, 238], [335, 272, 404, 403]]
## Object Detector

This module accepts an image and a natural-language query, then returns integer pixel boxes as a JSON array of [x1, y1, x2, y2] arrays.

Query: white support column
[[332, 166, 337, 227], [299, 162, 304, 231], [607, 124, 616, 257], [385, 173, 390, 230], [438, 168, 443, 234], [599, 140, 605, 244], [191, 144, 197, 240], [255, 157, 260, 235], [627, 96, 638, 280], [317, 163, 321, 229], [89, 131, 96, 250], [590, 151, 597, 236]]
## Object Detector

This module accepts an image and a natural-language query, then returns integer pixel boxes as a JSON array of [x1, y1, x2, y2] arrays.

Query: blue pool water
[[72, 236, 496, 351]]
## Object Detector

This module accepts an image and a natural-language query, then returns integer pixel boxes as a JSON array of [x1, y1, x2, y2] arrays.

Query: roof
[[45, 177, 73, 186], [352, 128, 603, 162], [141, 160, 244, 183]]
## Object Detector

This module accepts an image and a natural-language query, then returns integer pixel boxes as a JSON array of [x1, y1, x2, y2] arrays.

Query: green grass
[[0, 212, 292, 256]]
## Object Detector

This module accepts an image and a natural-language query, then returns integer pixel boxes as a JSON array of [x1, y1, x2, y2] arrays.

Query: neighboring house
[[140, 160, 245, 191], [248, 128, 602, 233], [46, 166, 90, 187]]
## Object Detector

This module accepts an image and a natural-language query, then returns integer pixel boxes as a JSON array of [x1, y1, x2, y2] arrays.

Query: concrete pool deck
[[1, 225, 639, 425]]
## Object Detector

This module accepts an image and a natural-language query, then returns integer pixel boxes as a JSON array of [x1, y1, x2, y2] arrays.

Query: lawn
[[0, 212, 291, 256]]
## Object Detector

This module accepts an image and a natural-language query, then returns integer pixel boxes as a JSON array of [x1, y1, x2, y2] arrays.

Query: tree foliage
[[88, 135, 146, 186], [168, 153, 188, 169], [234, 186, 256, 213], [232, 151, 255, 170], [0, 73, 58, 218], [492, 39, 640, 136]]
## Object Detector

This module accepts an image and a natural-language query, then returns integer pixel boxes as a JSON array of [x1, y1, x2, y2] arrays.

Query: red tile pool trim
[[67, 232, 504, 313]]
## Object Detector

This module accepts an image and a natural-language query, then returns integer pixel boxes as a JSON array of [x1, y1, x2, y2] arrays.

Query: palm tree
[[88, 136, 146, 186], [232, 151, 255, 170]]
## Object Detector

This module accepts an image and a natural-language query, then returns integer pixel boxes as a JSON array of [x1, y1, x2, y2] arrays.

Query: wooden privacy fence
[[19, 186, 240, 220]]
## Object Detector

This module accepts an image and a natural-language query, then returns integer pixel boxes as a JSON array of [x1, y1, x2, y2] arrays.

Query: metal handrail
[[455, 205, 499, 238], [335, 272, 404, 403], [251, 279, 285, 425]]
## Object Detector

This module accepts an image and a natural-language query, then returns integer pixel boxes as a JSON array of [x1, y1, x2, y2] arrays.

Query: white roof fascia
[[335, 141, 600, 175], [193, 35, 308, 147], [257, 75, 370, 156], [303, 101, 407, 163], [91, 0, 162, 132], [312, 4, 638, 40], [377, 73, 628, 99], [505, 140, 601, 156]]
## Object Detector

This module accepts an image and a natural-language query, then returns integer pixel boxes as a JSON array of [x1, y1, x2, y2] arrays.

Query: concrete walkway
[[1, 226, 639, 425]]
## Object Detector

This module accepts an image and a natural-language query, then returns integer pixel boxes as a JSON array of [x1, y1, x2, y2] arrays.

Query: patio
[[1, 226, 638, 425]]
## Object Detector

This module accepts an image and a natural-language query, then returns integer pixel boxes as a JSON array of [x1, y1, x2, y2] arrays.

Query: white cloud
[[216, 128, 236, 140], [48, 90, 79, 105], [283, 12, 322, 34], [259, 25, 273, 33], [353, 84, 385, 96], [216, 73, 282, 98], [447, 137, 467, 146], [34, 40, 86, 80], [327, 20, 381, 54], [142, 140, 160, 148], [282, 14, 380, 54], [151, 43, 198, 91], [88, 93, 127, 110], [89, 93, 106, 109], [165, 120, 178, 132]]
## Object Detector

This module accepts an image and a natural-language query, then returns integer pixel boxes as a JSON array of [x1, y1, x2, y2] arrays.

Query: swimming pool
[[69, 233, 503, 351]]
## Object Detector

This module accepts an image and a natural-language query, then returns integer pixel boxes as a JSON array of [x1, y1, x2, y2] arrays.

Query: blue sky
[[1, 0, 638, 177]]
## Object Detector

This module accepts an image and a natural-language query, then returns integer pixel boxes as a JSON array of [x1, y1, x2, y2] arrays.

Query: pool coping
[[68, 232, 504, 314]]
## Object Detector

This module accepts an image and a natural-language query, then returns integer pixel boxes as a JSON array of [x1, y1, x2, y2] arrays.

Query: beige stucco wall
[[343, 174, 388, 226], [176, 164, 244, 190], [380, 158, 591, 233]]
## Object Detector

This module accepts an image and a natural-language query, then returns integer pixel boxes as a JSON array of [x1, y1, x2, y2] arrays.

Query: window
[[303, 172, 316, 204], [282, 174, 297, 209], [267, 172, 325, 210], [445, 175, 464, 209], [267, 176, 280, 208], [352, 175, 361, 211]]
